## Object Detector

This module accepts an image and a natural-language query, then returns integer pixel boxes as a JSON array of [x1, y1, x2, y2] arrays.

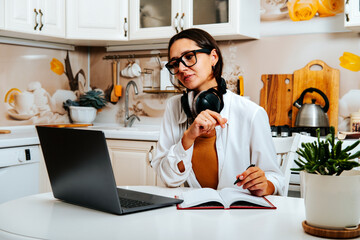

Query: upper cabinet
[[0, 0, 4, 29], [66, 0, 128, 41], [129, 0, 259, 41], [5, 0, 65, 38], [187, 0, 259, 40], [344, 0, 360, 31], [129, 0, 182, 41]]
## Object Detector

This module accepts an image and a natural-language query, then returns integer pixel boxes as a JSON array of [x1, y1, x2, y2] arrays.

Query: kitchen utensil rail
[[103, 53, 167, 60]]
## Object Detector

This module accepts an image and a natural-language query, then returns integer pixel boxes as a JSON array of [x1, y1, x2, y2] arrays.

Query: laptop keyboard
[[119, 197, 152, 209]]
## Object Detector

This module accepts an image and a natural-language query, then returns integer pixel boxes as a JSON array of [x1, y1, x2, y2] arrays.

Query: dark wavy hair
[[168, 28, 224, 88]]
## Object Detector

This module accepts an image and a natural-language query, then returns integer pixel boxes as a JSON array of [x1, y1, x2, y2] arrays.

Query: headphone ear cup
[[181, 91, 193, 119], [194, 89, 224, 115]]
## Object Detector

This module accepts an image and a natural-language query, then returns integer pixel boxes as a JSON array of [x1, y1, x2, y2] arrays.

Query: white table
[[0, 186, 320, 240]]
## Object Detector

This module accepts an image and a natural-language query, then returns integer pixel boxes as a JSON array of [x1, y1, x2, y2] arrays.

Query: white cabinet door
[[129, 0, 184, 40], [5, 0, 36, 34], [184, 0, 259, 40], [5, 0, 65, 37], [345, 0, 360, 31], [107, 140, 161, 186], [66, 0, 128, 40], [130, 0, 259, 41], [0, 0, 4, 29], [38, 0, 65, 38]]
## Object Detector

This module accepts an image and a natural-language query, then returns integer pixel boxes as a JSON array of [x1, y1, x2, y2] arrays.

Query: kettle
[[293, 87, 330, 127]]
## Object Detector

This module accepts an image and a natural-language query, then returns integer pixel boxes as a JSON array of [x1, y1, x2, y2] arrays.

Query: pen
[[233, 164, 255, 185]]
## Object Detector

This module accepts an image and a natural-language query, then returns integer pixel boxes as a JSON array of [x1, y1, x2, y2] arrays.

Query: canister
[[350, 111, 360, 132]]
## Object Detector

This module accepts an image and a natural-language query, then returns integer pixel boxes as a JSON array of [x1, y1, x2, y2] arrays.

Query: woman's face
[[169, 38, 218, 92]]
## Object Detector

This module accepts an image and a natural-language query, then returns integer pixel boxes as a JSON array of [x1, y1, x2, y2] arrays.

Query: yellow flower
[[317, 0, 343, 17], [287, 0, 318, 21], [50, 58, 65, 75], [339, 52, 360, 72]]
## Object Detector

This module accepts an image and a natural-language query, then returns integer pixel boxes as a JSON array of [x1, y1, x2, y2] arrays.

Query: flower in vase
[[50, 51, 86, 92]]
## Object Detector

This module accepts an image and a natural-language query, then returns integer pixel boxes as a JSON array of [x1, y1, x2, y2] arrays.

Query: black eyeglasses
[[165, 48, 212, 75]]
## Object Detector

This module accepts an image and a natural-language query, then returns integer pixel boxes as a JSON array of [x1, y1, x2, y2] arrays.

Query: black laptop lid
[[36, 126, 122, 214]]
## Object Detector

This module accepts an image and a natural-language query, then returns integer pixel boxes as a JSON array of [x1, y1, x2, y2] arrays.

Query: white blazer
[[151, 90, 285, 195]]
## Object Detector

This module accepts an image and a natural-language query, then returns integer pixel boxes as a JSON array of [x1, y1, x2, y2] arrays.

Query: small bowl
[[69, 106, 97, 124]]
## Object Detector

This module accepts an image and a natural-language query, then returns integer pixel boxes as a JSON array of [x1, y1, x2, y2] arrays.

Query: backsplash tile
[[0, 44, 88, 126]]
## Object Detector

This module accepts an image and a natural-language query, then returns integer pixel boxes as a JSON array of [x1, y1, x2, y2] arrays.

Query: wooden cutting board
[[292, 60, 340, 131], [260, 74, 294, 126]]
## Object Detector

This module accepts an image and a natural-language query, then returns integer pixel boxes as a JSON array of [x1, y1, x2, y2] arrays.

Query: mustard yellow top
[[191, 134, 218, 189]]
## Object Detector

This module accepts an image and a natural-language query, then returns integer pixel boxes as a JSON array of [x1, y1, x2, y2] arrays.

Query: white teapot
[[46, 89, 77, 115]]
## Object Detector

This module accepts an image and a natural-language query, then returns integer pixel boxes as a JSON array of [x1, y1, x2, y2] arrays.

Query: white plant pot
[[69, 106, 97, 124], [302, 170, 360, 230]]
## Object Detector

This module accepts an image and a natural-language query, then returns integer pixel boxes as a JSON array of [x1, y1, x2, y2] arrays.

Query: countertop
[[0, 186, 317, 240], [0, 124, 161, 148]]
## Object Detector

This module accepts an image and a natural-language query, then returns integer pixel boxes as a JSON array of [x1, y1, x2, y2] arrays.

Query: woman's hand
[[235, 166, 275, 196], [182, 110, 227, 150]]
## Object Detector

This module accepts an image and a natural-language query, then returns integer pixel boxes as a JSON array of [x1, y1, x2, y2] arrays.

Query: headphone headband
[[181, 78, 227, 119]]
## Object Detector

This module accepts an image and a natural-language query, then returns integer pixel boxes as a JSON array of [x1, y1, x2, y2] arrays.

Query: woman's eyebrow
[[169, 50, 193, 61]]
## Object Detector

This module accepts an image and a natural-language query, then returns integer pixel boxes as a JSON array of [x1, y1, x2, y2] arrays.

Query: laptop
[[36, 126, 182, 215]]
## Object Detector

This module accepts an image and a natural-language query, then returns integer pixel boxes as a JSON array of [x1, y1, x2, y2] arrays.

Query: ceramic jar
[[350, 111, 360, 132]]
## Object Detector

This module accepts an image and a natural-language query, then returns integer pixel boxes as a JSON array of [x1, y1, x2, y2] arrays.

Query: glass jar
[[350, 111, 360, 132]]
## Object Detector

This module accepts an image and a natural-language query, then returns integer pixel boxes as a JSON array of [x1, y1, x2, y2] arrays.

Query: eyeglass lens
[[167, 51, 197, 74]]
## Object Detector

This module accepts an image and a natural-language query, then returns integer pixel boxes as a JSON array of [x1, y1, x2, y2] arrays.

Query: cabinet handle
[[180, 13, 185, 31], [124, 17, 128, 37], [345, 0, 350, 22], [174, 12, 179, 33], [34, 9, 39, 30], [148, 146, 154, 165], [39, 9, 44, 31]]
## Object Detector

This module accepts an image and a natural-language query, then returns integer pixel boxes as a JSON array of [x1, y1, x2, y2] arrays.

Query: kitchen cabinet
[[66, 0, 128, 41], [107, 139, 165, 187], [38, 139, 165, 192], [344, 0, 360, 31], [0, 0, 4, 29], [38, 145, 51, 193], [5, 0, 65, 38], [129, 0, 259, 41]]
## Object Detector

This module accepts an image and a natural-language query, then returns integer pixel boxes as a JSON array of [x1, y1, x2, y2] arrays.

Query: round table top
[[0, 186, 317, 240]]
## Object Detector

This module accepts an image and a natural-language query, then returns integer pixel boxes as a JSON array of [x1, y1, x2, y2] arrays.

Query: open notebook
[[176, 187, 276, 210]]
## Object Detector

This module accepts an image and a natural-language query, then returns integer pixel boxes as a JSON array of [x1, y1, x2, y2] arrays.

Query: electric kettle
[[293, 87, 330, 127]]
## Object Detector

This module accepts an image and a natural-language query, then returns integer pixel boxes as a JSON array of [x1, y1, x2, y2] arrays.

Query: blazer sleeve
[[249, 108, 285, 196], [151, 98, 194, 187]]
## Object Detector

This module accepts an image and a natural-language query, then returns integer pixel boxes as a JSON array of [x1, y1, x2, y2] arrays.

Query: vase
[[69, 106, 97, 124], [302, 170, 360, 229]]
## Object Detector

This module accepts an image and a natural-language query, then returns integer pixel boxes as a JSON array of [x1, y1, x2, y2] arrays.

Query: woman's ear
[[210, 49, 219, 66]]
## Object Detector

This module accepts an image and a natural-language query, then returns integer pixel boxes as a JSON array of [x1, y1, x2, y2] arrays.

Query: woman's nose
[[178, 61, 188, 73]]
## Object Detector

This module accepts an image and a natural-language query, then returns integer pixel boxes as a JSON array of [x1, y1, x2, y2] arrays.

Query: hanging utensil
[[114, 60, 122, 97], [110, 60, 119, 103]]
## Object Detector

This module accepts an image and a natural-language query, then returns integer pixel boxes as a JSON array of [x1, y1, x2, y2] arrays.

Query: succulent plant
[[291, 126, 360, 176], [63, 90, 107, 110]]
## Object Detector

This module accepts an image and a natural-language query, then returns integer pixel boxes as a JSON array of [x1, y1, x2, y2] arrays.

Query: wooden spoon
[[110, 60, 119, 103], [0, 130, 11, 134]]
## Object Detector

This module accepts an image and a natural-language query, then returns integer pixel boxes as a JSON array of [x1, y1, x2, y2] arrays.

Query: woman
[[151, 28, 284, 196]]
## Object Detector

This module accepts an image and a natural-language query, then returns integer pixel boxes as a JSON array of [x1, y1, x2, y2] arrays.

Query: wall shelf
[[103, 53, 167, 60], [143, 89, 181, 94]]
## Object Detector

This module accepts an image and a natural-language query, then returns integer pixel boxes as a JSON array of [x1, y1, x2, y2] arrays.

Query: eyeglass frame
[[165, 48, 212, 75]]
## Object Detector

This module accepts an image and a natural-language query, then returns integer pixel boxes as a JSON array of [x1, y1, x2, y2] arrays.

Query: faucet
[[124, 80, 140, 127]]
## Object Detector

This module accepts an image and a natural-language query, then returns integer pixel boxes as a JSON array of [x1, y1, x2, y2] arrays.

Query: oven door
[[0, 162, 39, 204]]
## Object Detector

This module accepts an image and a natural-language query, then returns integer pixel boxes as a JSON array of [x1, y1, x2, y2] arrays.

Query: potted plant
[[291, 126, 360, 230], [63, 90, 107, 124]]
